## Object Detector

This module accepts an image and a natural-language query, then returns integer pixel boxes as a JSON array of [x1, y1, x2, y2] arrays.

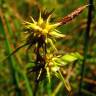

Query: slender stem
[[33, 41, 47, 96], [33, 79, 39, 96], [33, 44, 39, 96], [78, 0, 93, 95]]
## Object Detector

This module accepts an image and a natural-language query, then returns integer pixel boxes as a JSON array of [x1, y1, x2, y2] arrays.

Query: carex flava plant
[[2, 5, 88, 95]]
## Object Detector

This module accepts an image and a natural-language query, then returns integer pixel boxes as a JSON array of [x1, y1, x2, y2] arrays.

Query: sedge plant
[[2, 5, 88, 95]]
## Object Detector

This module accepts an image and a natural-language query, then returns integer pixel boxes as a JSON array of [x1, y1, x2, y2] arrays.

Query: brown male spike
[[59, 5, 89, 25]]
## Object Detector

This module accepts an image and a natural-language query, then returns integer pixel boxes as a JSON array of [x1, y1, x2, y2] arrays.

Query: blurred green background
[[0, 0, 96, 96]]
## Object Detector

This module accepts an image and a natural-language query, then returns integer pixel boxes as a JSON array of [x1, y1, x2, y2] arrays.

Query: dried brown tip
[[59, 5, 89, 26]]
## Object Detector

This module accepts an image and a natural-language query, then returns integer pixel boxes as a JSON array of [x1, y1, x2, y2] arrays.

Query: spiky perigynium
[[23, 13, 65, 53]]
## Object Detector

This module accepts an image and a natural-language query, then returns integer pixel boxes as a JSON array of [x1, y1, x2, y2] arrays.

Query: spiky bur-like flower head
[[45, 52, 83, 91], [23, 11, 66, 51], [23, 12, 63, 37]]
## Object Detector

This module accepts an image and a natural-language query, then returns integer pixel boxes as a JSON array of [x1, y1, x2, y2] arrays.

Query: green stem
[[23, 73, 33, 96], [0, 17, 22, 96], [78, 0, 93, 95]]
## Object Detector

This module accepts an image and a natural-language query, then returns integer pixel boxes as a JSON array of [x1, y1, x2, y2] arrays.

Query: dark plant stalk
[[33, 44, 42, 96], [33, 45, 39, 96], [33, 41, 47, 96], [78, 0, 93, 95]]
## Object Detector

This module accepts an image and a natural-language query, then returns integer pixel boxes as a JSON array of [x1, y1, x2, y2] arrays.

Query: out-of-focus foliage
[[0, 0, 96, 96]]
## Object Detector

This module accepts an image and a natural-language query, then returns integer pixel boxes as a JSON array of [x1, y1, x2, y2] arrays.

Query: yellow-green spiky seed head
[[23, 12, 65, 38]]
